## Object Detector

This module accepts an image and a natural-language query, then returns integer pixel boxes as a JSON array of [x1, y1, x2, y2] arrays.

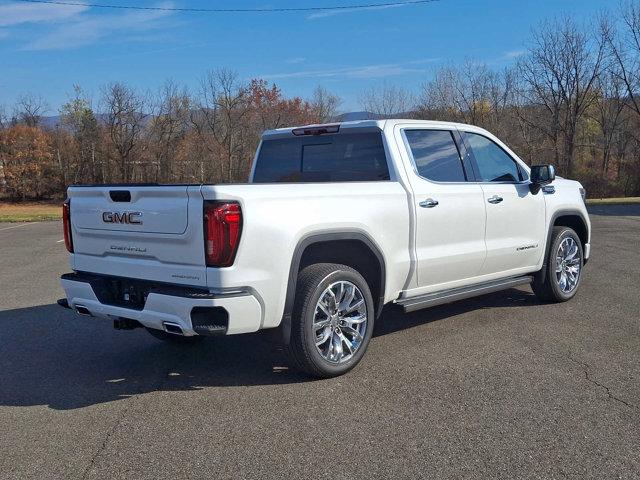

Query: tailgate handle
[[110, 190, 131, 202]]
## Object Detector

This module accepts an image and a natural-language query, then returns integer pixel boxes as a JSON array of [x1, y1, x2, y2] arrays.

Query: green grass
[[586, 197, 640, 205], [0, 213, 62, 223], [0, 202, 62, 223]]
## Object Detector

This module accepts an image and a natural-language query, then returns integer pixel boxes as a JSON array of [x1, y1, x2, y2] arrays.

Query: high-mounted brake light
[[204, 202, 242, 267], [62, 198, 73, 253], [292, 124, 340, 136]]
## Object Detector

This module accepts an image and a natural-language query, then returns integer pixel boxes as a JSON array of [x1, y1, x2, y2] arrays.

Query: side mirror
[[529, 164, 555, 194]]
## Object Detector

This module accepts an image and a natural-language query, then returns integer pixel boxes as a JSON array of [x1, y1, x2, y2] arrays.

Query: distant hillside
[[39, 114, 110, 130], [40, 115, 62, 129]]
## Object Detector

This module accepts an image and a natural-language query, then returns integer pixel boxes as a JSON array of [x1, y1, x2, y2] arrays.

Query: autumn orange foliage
[[0, 125, 59, 199]]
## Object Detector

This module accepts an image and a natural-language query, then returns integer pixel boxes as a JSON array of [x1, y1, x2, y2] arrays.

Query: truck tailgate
[[68, 185, 208, 287], [73, 186, 190, 234]]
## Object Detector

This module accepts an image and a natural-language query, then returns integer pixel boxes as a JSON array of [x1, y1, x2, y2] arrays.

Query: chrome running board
[[397, 276, 534, 313]]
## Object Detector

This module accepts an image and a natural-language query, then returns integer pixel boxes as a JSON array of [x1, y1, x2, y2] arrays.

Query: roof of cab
[[261, 119, 480, 139]]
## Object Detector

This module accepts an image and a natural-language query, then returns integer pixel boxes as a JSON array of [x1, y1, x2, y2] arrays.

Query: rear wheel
[[287, 263, 375, 378], [532, 226, 584, 302], [145, 327, 204, 344]]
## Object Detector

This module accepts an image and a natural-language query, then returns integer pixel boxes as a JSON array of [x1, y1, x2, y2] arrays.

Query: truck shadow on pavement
[[0, 288, 539, 410]]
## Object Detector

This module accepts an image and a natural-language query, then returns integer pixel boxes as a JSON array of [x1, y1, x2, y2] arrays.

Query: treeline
[[0, 75, 340, 199], [1, 2, 639, 199]]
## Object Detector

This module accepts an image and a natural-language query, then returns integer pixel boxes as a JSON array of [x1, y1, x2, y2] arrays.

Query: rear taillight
[[62, 199, 73, 253], [204, 202, 242, 267]]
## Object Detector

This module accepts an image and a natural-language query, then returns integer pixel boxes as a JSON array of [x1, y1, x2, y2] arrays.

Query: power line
[[15, 0, 441, 13]]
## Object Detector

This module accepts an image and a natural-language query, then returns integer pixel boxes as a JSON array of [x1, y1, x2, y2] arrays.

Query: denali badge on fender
[[517, 244, 538, 251], [102, 211, 143, 225]]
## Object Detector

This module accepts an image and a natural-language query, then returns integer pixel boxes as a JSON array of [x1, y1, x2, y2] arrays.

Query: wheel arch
[[279, 230, 386, 344], [538, 209, 590, 284]]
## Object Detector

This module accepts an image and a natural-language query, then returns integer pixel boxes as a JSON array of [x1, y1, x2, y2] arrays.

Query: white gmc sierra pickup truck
[[59, 119, 591, 378]]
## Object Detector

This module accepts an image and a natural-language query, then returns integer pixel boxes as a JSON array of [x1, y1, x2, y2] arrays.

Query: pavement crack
[[562, 353, 637, 411], [80, 402, 132, 480], [80, 360, 178, 480]]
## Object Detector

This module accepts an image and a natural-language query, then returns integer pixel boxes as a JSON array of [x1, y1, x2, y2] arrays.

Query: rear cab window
[[404, 129, 467, 182], [252, 131, 390, 183]]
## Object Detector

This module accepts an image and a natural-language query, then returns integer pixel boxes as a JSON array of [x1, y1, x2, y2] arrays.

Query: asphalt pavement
[[0, 206, 638, 479]]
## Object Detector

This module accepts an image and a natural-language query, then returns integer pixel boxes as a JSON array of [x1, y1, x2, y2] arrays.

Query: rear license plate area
[[93, 278, 151, 310]]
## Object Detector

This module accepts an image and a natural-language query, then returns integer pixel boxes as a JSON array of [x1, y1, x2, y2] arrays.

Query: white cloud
[[503, 49, 525, 60], [485, 49, 526, 66], [25, 6, 173, 50], [0, 1, 175, 50], [262, 59, 438, 80], [0, 2, 88, 27], [307, 4, 405, 20], [285, 57, 307, 64]]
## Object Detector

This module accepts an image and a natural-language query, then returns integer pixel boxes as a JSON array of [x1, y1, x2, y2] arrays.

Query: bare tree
[[609, 2, 640, 194], [149, 80, 191, 182], [419, 63, 491, 125], [604, 2, 640, 117], [486, 67, 517, 138], [310, 86, 341, 123], [359, 83, 414, 118], [191, 69, 250, 182], [0, 105, 6, 190], [416, 63, 518, 149], [13, 93, 49, 127], [589, 69, 628, 178], [101, 82, 148, 182], [0, 104, 7, 130], [59, 85, 100, 184], [517, 17, 605, 175]]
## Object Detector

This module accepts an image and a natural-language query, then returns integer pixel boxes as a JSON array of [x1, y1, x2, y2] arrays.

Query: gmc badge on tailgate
[[102, 211, 143, 225]]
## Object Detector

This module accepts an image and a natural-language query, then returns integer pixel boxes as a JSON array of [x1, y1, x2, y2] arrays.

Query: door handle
[[419, 198, 439, 208], [487, 195, 503, 204]]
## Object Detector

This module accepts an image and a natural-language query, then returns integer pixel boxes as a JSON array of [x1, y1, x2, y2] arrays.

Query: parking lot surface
[[1, 206, 638, 479]]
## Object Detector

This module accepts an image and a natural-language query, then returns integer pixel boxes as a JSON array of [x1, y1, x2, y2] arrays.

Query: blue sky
[[0, 0, 611, 113]]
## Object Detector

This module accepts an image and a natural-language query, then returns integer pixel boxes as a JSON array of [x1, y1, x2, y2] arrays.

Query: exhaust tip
[[163, 322, 184, 335], [75, 305, 92, 316]]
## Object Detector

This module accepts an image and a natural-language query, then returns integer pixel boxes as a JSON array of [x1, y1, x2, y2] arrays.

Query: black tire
[[287, 263, 375, 378], [532, 226, 584, 303], [145, 327, 204, 344]]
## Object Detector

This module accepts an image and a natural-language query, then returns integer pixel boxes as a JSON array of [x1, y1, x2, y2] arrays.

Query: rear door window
[[404, 129, 467, 182], [252, 132, 390, 183]]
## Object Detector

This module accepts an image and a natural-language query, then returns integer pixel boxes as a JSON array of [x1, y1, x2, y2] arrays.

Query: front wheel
[[287, 263, 375, 378], [532, 226, 584, 302]]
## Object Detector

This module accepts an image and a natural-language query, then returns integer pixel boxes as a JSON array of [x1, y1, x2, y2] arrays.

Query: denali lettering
[[171, 274, 200, 280], [102, 211, 142, 225], [110, 245, 147, 253]]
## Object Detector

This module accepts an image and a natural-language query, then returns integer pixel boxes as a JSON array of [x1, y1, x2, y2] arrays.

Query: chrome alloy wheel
[[555, 237, 582, 293], [313, 280, 368, 364]]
